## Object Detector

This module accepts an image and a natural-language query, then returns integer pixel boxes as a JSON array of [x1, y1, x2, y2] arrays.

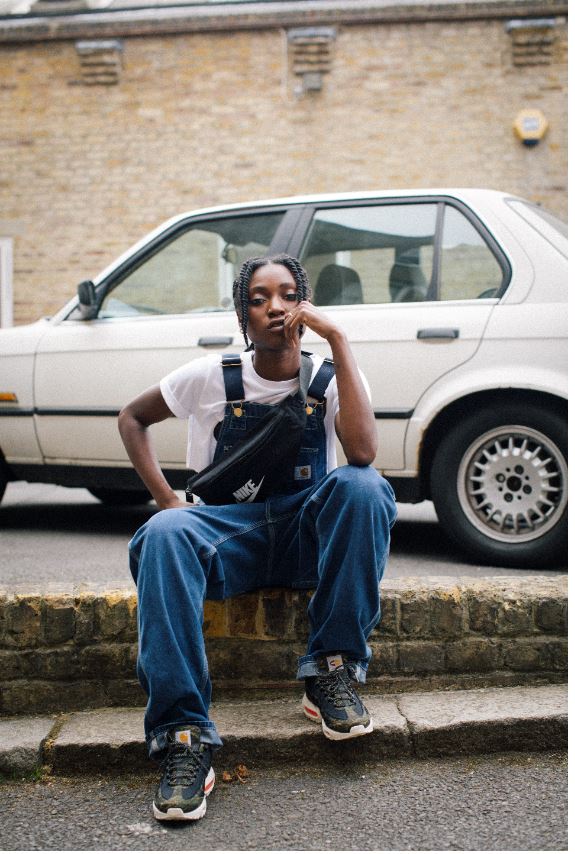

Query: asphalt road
[[0, 751, 567, 850], [0, 482, 565, 591]]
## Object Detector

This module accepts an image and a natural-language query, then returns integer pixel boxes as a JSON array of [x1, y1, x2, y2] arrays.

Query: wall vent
[[75, 40, 123, 85], [505, 18, 557, 67], [287, 27, 336, 93]]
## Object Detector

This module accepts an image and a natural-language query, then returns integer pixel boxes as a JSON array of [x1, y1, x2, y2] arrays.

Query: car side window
[[439, 206, 504, 300], [97, 213, 285, 318], [301, 204, 437, 306]]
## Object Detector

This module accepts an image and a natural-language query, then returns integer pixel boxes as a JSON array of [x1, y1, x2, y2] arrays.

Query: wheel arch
[[418, 388, 567, 501]]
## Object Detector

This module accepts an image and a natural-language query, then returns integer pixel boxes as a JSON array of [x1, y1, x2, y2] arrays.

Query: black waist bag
[[185, 355, 314, 506]]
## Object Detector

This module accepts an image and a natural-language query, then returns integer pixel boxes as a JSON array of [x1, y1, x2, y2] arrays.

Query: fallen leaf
[[235, 764, 249, 782]]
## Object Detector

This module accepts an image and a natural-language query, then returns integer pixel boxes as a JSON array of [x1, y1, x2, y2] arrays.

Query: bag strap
[[298, 352, 314, 400], [222, 354, 245, 402]]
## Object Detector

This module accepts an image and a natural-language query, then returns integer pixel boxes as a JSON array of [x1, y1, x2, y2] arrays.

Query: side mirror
[[77, 280, 98, 320]]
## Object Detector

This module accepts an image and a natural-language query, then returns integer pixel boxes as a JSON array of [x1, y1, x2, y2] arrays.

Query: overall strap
[[222, 354, 245, 402], [305, 354, 335, 402], [222, 351, 333, 403]]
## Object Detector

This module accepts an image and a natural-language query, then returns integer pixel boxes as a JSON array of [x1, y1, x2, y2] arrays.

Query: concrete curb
[[0, 684, 566, 776]]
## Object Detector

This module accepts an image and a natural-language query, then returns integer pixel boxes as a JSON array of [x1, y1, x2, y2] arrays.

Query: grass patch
[[0, 764, 51, 784]]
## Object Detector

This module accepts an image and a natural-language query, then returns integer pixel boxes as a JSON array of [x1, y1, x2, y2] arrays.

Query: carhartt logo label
[[232, 476, 265, 503], [327, 654, 344, 671], [294, 465, 311, 480], [175, 730, 192, 746]]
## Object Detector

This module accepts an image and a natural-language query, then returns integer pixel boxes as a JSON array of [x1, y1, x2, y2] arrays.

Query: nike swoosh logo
[[244, 476, 265, 503]]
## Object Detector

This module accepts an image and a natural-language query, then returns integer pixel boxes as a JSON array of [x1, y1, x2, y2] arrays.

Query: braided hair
[[232, 254, 312, 350]]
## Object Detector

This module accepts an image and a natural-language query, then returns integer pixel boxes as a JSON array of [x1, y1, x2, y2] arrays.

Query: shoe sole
[[153, 766, 215, 821], [302, 694, 374, 741]]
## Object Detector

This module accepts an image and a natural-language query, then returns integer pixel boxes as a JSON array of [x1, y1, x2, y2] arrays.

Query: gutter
[[0, 0, 568, 43]]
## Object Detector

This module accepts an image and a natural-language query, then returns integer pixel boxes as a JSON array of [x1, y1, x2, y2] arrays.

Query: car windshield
[[67, 211, 285, 319], [506, 199, 567, 257]]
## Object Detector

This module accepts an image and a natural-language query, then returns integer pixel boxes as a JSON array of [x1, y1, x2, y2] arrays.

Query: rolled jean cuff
[[147, 720, 223, 758], [296, 654, 368, 683]]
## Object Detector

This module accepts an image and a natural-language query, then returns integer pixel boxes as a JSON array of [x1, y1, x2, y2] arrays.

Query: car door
[[292, 197, 510, 472], [33, 207, 299, 475]]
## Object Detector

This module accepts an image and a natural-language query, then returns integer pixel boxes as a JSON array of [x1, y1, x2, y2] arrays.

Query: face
[[242, 263, 299, 350]]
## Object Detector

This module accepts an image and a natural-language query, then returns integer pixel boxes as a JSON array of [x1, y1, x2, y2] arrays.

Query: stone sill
[[0, 576, 567, 714], [0, 0, 568, 43], [0, 575, 567, 647]]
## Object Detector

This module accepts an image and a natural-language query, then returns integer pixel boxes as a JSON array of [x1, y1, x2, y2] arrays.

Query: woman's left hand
[[282, 300, 341, 346], [284, 300, 378, 466]]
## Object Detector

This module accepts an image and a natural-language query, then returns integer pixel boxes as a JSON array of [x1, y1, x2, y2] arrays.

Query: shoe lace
[[163, 742, 205, 787], [315, 665, 358, 709]]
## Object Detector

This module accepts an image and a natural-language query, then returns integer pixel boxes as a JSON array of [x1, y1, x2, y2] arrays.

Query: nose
[[267, 294, 285, 316]]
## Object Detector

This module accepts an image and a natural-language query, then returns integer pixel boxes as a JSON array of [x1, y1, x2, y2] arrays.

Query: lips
[[267, 319, 286, 330]]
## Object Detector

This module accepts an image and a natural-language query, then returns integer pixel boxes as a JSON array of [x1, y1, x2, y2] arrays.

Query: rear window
[[506, 199, 567, 257]]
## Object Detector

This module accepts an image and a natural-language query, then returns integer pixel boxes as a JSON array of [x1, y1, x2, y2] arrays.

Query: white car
[[0, 189, 567, 568]]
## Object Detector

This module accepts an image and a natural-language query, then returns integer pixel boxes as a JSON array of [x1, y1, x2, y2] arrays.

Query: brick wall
[[0, 11, 567, 324]]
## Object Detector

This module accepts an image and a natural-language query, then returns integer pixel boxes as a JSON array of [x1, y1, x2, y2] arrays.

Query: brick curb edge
[[0, 577, 567, 715]]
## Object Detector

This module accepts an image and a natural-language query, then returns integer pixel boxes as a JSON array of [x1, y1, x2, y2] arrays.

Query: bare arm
[[327, 328, 378, 466], [118, 385, 189, 510], [284, 302, 378, 466]]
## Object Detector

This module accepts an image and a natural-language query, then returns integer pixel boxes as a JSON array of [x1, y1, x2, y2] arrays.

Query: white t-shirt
[[160, 351, 370, 475]]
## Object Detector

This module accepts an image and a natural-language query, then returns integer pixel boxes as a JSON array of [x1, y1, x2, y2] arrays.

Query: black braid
[[232, 254, 312, 351]]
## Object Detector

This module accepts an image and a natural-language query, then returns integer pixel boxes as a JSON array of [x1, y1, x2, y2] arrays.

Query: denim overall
[[212, 352, 332, 497], [129, 353, 397, 757]]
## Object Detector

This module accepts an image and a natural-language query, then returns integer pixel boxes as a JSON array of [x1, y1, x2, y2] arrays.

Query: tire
[[0, 454, 9, 504], [430, 403, 567, 568], [89, 488, 151, 506]]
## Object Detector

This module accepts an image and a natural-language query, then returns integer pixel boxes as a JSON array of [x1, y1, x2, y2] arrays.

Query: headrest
[[314, 264, 363, 306], [389, 262, 428, 301]]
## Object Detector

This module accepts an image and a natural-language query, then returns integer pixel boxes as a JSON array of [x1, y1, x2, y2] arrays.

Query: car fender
[[0, 319, 51, 465], [0, 319, 51, 407], [403, 362, 567, 475]]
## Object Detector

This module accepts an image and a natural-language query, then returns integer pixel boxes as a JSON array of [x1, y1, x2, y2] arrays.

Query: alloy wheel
[[456, 425, 567, 544]]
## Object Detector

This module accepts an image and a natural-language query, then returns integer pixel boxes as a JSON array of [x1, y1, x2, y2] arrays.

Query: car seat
[[389, 260, 428, 302], [314, 264, 364, 306]]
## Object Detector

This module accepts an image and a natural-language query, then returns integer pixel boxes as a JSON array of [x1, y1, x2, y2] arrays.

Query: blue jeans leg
[[291, 466, 397, 682], [129, 467, 396, 755], [129, 503, 270, 755]]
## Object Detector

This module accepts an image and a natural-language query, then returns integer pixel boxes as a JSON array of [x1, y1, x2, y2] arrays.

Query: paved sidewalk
[[0, 683, 566, 776]]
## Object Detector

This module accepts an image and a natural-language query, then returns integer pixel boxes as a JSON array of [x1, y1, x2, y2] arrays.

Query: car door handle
[[198, 336, 234, 347], [417, 328, 460, 340]]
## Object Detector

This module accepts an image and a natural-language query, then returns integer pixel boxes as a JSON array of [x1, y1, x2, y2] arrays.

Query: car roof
[[161, 187, 514, 222]]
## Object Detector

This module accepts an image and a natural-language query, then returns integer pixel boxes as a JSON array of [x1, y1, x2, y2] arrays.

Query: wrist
[[326, 327, 348, 349], [156, 491, 183, 510]]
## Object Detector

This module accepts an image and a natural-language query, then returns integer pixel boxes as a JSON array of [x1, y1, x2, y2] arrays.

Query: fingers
[[285, 301, 326, 342], [283, 309, 300, 346]]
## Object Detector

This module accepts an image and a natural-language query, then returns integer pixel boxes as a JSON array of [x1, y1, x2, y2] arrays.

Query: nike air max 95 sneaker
[[303, 662, 373, 740], [153, 727, 215, 821]]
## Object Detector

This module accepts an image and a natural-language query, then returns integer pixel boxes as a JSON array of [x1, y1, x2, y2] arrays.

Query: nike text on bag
[[185, 354, 325, 506]]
